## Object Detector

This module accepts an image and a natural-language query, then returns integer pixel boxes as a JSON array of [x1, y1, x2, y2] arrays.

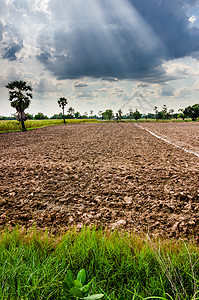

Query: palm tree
[[117, 109, 122, 121], [6, 80, 33, 131], [154, 106, 158, 121], [58, 97, 67, 123], [67, 107, 75, 118]]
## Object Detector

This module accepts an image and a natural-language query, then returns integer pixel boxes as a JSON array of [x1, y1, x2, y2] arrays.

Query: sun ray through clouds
[[45, 0, 163, 79]]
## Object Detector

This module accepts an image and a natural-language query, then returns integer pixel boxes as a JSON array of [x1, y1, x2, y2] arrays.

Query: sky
[[1, 0, 199, 117]]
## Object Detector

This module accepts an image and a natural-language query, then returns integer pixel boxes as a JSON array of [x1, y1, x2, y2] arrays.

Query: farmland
[[0, 122, 198, 240], [0, 118, 98, 132], [0, 122, 199, 299]]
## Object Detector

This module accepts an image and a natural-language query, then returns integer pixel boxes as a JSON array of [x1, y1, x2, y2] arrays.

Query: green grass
[[103, 118, 194, 123], [0, 119, 99, 133], [0, 227, 198, 299], [1, 118, 197, 133]]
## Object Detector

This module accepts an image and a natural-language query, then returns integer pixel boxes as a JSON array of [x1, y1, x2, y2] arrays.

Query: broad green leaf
[[70, 287, 83, 298], [81, 283, 91, 294], [83, 294, 104, 299], [81, 278, 95, 293], [77, 269, 87, 284], [74, 279, 83, 288], [65, 270, 74, 289]]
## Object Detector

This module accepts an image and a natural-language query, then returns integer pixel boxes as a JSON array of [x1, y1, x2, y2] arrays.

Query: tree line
[[4, 80, 199, 131]]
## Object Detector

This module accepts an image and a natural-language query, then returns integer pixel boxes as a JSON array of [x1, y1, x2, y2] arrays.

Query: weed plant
[[0, 227, 198, 299]]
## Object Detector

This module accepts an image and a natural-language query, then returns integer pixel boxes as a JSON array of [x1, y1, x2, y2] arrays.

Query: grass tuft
[[0, 227, 198, 299]]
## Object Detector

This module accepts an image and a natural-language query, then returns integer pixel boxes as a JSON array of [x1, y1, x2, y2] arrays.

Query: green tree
[[177, 109, 185, 120], [173, 113, 178, 120], [58, 97, 67, 123], [74, 111, 81, 119], [169, 109, 174, 119], [6, 80, 32, 131], [67, 107, 75, 118], [82, 112, 88, 119], [154, 106, 158, 121], [177, 113, 185, 120], [162, 104, 167, 120], [184, 104, 199, 121], [129, 109, 133, 119], [133, 109, 142, 120], [26, 113, 34, 119], [34, 112, 48, 120], [98, 110, 103, 120], [117, 109, 122, 121], [103, 109, 114, 120], [157, 111, 164, 120], [50, 113, 63, 119]]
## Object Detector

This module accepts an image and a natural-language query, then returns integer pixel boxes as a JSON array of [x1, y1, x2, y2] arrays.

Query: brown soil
[[140, 122, 199, 155], [0, 122, 198, 240]]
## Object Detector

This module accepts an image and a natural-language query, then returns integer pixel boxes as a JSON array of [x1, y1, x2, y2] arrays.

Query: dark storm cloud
[[36, 0, 199, 82], [37, 21, 164, 81], [131, 0, 199, 58]]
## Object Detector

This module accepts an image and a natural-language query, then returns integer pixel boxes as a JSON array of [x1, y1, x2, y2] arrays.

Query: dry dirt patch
[[140, 122, 199, 155], [0, 123, 198, 240]]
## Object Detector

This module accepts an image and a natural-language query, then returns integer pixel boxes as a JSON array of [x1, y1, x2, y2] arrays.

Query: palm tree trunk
[[63, 107, 66, 123], [21, 120, 26, 131]]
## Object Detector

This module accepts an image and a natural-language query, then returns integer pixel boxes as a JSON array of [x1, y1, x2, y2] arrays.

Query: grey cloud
[[34, 77, 61, 94], [37, 51, 51, 63], [36, 0, 199, 82], [131, 0, 199, 59], [0, 67, 23, 87], [94, 88, 108, 93], [10, 0, 50, 23], [161, 85, 174, 96], [1, 21, 24, 61], [74, 81, 88, 87], [110, 87, 127, 97], [0, 0, 49, 62], [2, 42, 23, 61], [13, 0, 30, 12], [37, 25, 164, 81], [175, 87, 191, 98], [137, 82, 149, 88], [0, 0, 7, 17], [133, 91, 144, 98], [76, 91, 93, 98], [2, 0, 199, 82], [0, 21, 3, 41], [101, 77, 118, 82]]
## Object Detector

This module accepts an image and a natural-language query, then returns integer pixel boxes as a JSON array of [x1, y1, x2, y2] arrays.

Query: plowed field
[[0, 122, 198, 240]]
